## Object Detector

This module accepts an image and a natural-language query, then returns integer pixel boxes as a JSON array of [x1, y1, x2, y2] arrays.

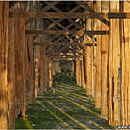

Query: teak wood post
[[42, 45, 47, 92], [25, 2, 35, 104], [13, 2, 26, 118], [101, 1, 109, 116], [8, 4, 15, 129], [120, 1, 130, 126], [55, 59, 59, 73], [108, 1, 120, 126], [39, 46, 44, 95], [34, 46, 40, 97], [92, 2, 97, 99], [49, 59, 52, 87], [81, 59, 85, 88], [95, 1, 102, 108], [84, 17, 93, 95], [0, 2, 9, 129], [76, 60, 81, 86]]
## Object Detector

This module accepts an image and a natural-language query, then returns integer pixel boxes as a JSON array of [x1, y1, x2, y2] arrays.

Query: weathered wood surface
[[13, 2, 26, 119], [54, 60, 59, 73], [108, 1, 120, 126], [34, 46, 40, 98], [34, 42, 84, 47], [25, 2, 35, 104], [120, 1, 130, 126], [9, 12, 130, 19], [101, 1, 109, 117], [8, 6, 15, 129], [26, 24, 35, 104], [84, 15, 93, 96], [76, 60, 82, 86], [0, 2, 9, 129], [26, 30, 109, 35], [95, 1, 101, 108]]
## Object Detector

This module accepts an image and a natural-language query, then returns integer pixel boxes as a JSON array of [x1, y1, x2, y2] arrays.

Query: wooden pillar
[[101, 1, 109, 116], [14, 2, 26, 118], [76, 60, 81, 86], [25, 2, 35, 104], [8, 4, 15, 129], [108, 1, 120, 126], [84, 17, 93, 95], [0, 2, 9, 129], [49, 59, 52, 87], [34, 46, 40, 98], [120, 1, 130, 126], [42, 45, 48, 93], [55, 59, 59, 73], [95, 1, 102, 108], [39, 46, 44, 95], [81, 59, 85, 88]]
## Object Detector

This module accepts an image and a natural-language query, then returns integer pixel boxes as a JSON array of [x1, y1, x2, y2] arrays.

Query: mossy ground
[[15, 83, 116, 129]]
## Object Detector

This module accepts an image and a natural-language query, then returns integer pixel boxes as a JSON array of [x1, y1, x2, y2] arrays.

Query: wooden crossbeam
[[46, 53, 82, 56], [10, 12, 130, 19], [33, 42, 83, 46], [85, 43, 97, 46], [26, 30, 109, 35], [53, 57, 82, 61], [76, 2, 109, 26]]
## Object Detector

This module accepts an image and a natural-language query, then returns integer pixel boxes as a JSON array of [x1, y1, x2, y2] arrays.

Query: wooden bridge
[[0, 1, 130, 129]]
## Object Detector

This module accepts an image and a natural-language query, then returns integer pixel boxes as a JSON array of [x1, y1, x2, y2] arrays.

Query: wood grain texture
[[95, 1, 101, 108], [108, 1, 120, 126], [101, 1, 109, 117], [0, 2, 9, 129]]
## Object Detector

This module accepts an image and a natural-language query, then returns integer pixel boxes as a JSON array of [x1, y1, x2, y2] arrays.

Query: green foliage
[[53, 72, 76, 84]]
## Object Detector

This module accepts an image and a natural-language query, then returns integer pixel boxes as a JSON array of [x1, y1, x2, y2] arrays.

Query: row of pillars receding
[[75, 0, 130, 127], [1, 1, 130, 129], [0, 1, 60, 129]]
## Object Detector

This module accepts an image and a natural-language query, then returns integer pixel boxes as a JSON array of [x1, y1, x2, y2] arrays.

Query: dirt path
[[15, 83, 116, 129]]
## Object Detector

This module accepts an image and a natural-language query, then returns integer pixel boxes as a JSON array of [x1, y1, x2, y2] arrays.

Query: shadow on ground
[[15, 83, 116, 129]]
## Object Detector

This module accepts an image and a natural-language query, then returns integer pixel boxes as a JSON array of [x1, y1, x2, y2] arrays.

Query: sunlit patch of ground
[[15, 83, 116, 129]]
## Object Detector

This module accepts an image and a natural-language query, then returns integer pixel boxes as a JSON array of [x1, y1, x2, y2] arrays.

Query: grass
[[15, 83, 116, 129]]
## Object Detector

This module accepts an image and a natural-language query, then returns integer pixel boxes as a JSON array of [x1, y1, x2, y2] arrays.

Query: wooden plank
[[0, 2, 9, 129], [53, 58, 82, 61], [108, 1, 120, 126], [10, 12, 130, 19], [46, 53, 82, 56]]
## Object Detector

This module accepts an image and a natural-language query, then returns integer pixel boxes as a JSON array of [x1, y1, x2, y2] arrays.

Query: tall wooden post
[[42, 45, 48, 92], [84, 17, 93, 95], [120, 1, 130, 126], [34, 46, 40, 97], [101, 1, 109, 116], [95, 1, 101, 108], [49, 59, 52, 87], [25, 2, 35, 104], [108, 1, 120, 126], [76, 60, 82, 86], [81, 59, 85, 88], [8, 4, 15, 129], [14, 2, 26, 118], [0, 2, 9, 129], [39, 46, 44, 95], [55, 59, 59, 73]]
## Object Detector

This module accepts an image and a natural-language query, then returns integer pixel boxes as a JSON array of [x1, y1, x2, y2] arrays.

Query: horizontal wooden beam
[[85, 43, 97, 46], [26, 30, 83, 35], [26, 30, 109, 35], [53, 57, 82, 61], [33, 42, 83, 46], [9, 12, 130, 19], [46, 53, 82, 56]]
